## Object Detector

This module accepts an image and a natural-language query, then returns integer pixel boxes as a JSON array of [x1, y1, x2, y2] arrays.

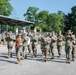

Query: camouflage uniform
[[50, 31, 57, 59], [41, 35, 45, 56], [15, 34, 22, 64], [32, 33, 38, 57], [49, 33, 52, 55], [22, 34, 29, 59], [57, 31, 63, 57], [27, 35, 31, 55], [72, 35, 76, 61], [6, 32, 13, 58], [65, 30, 73, 63], [44, 35, 51, 61]]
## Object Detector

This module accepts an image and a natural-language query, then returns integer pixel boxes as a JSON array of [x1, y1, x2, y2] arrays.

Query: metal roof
[[0, 15, 34, 26]]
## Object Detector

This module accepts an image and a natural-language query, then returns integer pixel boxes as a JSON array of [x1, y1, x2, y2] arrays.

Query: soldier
[[72, 35, 76, 61], [49, 33, 52, 55], [40, 34, 45, 56], [50, 31, 57, 59], [31, 33, 38, 58], [15, 34, 22, 64], [27, 34, 31, 55], [22, 33, 29, 59], [57, 31, 64, 58], [65, 30, 74, 64], [6, 32, 14, 58], [44, 34, 51, 62]]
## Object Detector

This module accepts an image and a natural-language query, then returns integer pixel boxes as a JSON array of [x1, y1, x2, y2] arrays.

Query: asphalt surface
[[0, 44, 76, 75]]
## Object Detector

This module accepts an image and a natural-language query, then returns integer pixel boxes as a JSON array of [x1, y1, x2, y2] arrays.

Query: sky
[[10, 0, 76, 20]]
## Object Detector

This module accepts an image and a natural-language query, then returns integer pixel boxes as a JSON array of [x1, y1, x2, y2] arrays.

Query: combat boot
[[24, 55, 27, 59], [35, 54, 36, 57], [16, 59, 20, 64], [58, 53, 61, 58], [67, 58, 70, 64], [72, 58, 74, 61], [6, 55, 11, 58], [45, 58, 48, 62], [21, 57, 24, 60], [51, 56, 54, 59], [33, 55, 35, 58], [11, 53, 12, 58]]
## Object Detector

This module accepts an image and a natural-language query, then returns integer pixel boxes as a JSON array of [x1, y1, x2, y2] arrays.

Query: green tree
[[23, 7, 66, 33], [23, 6, 39, 22], [35, 10, 49, 32], [0, 0, 13, 16], [64, 6, 76, 33], [47, 12, 65, 33], [23, 7, 39, 30], [0, 0, 14, 32]]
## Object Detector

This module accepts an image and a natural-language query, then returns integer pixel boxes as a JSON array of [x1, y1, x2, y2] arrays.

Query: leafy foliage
[[0, 0, 13, 16], [24, 7, 66, 33], [64, 6, 76, 33]]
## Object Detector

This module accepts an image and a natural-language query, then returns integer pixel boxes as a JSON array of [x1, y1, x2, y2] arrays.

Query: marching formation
[[0, 30, 76, 64]]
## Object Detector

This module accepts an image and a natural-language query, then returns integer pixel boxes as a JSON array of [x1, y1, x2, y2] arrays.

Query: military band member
[[40, 34, 45, 56], [32, 33, 38, 58], [50, 31, 57, 59], [27, 34, 31, 55], [6, 32, 14, 58], [44, 34, 51, 62], [15, 34, 22, 64], [57, 31, 64, 58], [22, 33, 28, 59], [72, 35, 76, 61], [65, 30, 74, 64]]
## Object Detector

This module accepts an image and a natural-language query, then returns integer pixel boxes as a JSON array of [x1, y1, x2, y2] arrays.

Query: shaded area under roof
[[0, 15, 34, 26]]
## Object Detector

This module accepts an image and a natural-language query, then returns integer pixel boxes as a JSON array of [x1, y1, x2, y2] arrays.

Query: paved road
[[0, 44, 76, 75]]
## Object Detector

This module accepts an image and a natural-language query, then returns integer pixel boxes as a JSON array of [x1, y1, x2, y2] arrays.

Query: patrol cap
[[67, 30, 72, 34], [52, 31, 55, 34]]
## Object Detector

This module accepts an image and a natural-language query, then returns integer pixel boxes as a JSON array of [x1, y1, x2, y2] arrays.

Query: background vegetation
[[0, 0, 76, 34]]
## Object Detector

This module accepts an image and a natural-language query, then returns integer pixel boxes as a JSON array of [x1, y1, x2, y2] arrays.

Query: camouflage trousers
[[22, 46, 28, 58], [27, 44, 31, 54], [16, 45, 22, 60], [44, 45, 49, 60], [44, 48, 49, 60], [72, 45, 76, 59], [50, 43, 56, 58], [7, 45, 13, 57], [57, 45, 62, 56], [32, 45, 37, 57], [50, 46, 54, 58], [41, 44, 45, 56], [65, 46, 72, 62]]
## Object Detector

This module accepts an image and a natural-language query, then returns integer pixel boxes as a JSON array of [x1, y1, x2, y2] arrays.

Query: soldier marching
[[0, 30, 76, 64]]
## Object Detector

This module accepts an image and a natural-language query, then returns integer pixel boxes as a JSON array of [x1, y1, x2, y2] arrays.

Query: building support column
[[6, 24, 8, 33]]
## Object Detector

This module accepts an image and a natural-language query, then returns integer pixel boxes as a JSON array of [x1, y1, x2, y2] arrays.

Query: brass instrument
[[34, 27, 41, 33]]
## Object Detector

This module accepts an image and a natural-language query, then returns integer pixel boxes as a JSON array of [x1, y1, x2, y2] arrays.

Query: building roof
[[0, 15, 34, 26]]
